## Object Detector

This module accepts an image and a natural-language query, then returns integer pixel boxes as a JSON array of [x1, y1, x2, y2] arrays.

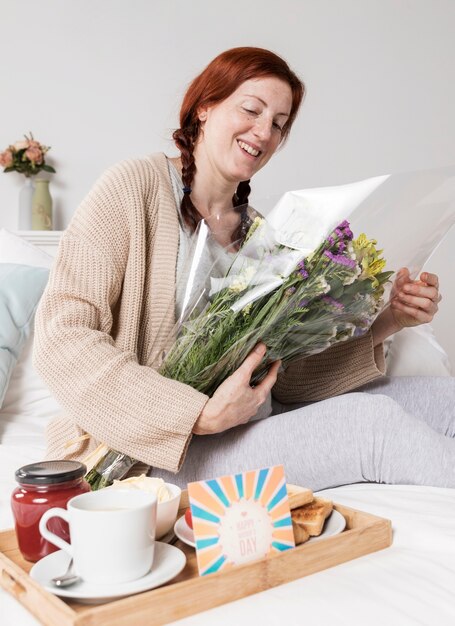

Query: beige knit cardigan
[[33, 153, 385, 473]]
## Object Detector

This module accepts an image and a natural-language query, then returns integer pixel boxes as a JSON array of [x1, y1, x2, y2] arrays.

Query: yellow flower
[[369, 259, 386, 275], [355, 233, 369, 249], [352, 233, 388, 287], [360, 257, 386, 287]]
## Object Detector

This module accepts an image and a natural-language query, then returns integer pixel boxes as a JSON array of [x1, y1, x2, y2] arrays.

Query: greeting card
[[187, 465, 295, 576]]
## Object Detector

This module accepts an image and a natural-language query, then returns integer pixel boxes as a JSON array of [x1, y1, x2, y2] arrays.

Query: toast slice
[[291, 497, 333, 537], [286, 484, 314, 510], [291, 520, 311, 545]]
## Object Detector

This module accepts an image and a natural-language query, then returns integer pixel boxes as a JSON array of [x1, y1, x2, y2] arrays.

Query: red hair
[[173, 47, 305, 240]]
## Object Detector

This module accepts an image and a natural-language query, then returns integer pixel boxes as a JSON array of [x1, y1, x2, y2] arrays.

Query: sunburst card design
[[187, 464, 295, 576]]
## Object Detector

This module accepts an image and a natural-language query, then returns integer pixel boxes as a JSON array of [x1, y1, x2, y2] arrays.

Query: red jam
[[11, 460, 90, 562]]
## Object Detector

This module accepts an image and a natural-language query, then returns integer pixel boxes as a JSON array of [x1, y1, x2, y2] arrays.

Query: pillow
[[0, 231, 63, 433], [385, 324, 452, 377], [1, 328, 62, 419], [0, 263, 49, 407], [0, 228, 54, 268]]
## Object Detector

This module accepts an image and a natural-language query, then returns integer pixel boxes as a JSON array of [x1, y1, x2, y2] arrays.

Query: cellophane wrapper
[[86, 164, 455, 487], [157, 208, 392, 396]]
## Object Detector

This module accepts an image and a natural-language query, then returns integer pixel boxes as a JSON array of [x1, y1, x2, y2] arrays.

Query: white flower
[[317, 277, 330, 293], [347, 243, 357, 260], [229, 265, 256, 293], [343, 266, 361, 285]]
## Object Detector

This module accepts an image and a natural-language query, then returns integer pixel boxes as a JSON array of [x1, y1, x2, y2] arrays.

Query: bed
[[1, 227, 454, 625]]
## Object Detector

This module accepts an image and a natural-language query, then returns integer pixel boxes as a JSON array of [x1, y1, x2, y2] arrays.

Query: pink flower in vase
[[14, 140, 29, 151], [1, 133, 56, 177], [0, 149, 13, 167], [24, 145, 43, 165]]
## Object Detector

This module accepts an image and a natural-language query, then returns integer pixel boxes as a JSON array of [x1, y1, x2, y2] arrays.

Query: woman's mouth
[[237, 140, 261, 158]]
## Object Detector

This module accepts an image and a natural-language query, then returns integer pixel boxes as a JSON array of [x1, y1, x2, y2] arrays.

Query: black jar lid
[[15, 460, 87, 485]]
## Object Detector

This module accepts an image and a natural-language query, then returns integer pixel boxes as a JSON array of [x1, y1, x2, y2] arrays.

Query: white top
[[167, 159, 235, 320]]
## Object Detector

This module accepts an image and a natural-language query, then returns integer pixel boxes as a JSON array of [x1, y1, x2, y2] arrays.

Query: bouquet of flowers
[[0, 132, 56, 177], [159, 214, 392, 395], [85, 208, 393, 489]]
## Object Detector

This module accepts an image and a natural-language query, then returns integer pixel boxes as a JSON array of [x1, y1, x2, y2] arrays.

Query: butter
[[110, 475, 171, 503]]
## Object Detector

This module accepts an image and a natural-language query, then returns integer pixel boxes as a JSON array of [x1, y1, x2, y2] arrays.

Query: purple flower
[[285, 286, 296, 296], [322, 296, 344, 310], [324, 250, 357, 269], [332, 220, 354, 242], [338, 241, 346, 253], [327, 235, 335, 246], [297, 260, 309, 279], [344, 227, 353, 240], [299, 299, 309, 308]]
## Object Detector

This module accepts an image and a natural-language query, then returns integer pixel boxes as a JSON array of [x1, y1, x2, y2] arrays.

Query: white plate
[[30, 542, 186, 604], [174, 514, 195, 547], [174, 509, 346, 549], [307, 509, 346, 543]]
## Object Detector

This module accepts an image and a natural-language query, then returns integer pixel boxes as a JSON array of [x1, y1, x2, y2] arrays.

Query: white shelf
[[12, 230, 63, 256]]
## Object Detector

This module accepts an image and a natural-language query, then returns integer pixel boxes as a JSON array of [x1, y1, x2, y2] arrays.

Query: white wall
[[1, 0, 454, 362]]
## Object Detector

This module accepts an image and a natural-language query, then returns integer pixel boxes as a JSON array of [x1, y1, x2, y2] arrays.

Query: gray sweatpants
[[152, 376, 455, 491]]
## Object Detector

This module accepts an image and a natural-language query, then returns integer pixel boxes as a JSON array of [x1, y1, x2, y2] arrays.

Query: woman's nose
[[253, 116, 272, 141]]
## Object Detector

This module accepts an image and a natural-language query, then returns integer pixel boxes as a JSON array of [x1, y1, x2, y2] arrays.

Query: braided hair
[[172, 126, 252, 245]]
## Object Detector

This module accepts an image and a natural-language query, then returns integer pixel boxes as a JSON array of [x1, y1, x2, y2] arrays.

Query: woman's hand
[[390, 268, 442, 327], [372, 268, 442, 345], [193, 343, 281, 435]]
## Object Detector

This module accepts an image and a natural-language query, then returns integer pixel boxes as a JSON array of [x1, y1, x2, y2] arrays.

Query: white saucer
[[30, 542, 186, 604], [174, 515, 195, 547], [307, 509, 346, 543], [174, 509, 346, 549]]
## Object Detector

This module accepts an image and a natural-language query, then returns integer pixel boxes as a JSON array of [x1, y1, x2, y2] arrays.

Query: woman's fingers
[[396, 290, 440, 312], [402, 281, 438, 299], [253, 360, 281, 403], [420, 272, 442, 303], [396, 272, 442, 309], [390, 298, 434, 324], [421, 271, 439, 289], [389, 269, 442, 329], [193, 344, 281, 435], [234, 343, 280, 405], [393, 267, 410, 289], [237, 343, 267, 380]]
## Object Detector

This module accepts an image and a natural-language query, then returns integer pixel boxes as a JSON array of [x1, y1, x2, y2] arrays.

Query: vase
[[32, 179, 53, 231], [18, 177, 35, 230]]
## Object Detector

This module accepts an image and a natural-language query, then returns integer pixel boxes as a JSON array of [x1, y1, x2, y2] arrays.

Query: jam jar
[[11, 460, 90, 562]]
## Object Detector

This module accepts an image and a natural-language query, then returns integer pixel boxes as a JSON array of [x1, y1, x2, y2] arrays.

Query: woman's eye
[[272, 122, 283, 132], [243, 108, 259, 115]]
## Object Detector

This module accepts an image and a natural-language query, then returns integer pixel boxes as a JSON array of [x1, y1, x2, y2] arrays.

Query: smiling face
[[194, 76, 293, 186]]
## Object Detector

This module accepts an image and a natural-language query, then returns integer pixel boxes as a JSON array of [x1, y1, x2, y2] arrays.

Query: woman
[[34, 47, 454, 490]]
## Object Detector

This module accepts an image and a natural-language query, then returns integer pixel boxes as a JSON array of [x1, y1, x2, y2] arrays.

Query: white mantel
[[12, 230, 63, 257]]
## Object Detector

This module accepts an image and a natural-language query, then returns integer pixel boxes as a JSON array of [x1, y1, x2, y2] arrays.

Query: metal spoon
[[51, 558, 80, 587]]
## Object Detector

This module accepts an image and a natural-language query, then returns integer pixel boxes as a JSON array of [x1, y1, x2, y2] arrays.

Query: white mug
[[39, 488, 157, 584]]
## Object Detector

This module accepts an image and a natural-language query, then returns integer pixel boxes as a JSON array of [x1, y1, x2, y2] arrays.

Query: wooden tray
[[0, 490, 392, 626]]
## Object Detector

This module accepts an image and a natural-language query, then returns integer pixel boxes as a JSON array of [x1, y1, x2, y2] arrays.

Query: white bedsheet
[[1, 445, 454, 626]]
